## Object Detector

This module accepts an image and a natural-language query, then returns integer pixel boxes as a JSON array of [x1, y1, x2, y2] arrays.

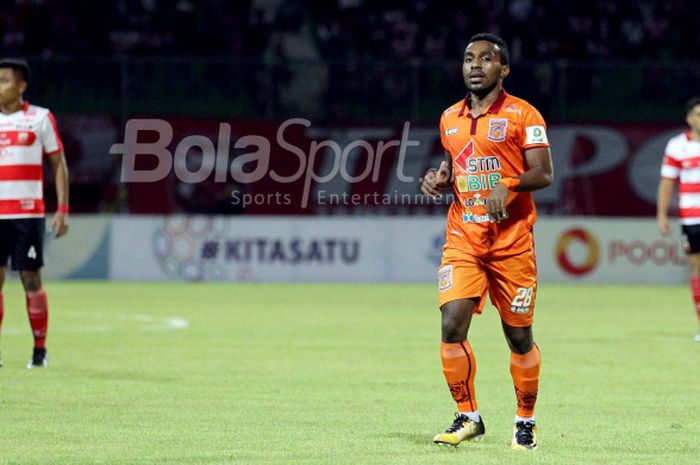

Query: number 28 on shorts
[[510, 286, 534, 313]]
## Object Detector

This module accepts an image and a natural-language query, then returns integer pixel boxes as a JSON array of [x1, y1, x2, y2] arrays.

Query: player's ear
[[17, 79, 27, 94], [500, 64, 510, 80]]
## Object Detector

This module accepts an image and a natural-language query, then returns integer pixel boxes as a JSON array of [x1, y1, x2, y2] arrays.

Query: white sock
[[515, 415, 535, 424], [458, 410, 480, 422]]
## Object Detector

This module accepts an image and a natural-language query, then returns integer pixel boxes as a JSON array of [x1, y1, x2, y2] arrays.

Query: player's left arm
[[48, 150, 69, 238], [486, 147, 553, 221], [516, 147, 554, 191]]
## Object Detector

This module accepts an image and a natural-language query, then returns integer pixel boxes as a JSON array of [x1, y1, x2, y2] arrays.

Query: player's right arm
[[420, 153, 452, 198], [657, 177, 675, 236], [423, 112, 456, 198]]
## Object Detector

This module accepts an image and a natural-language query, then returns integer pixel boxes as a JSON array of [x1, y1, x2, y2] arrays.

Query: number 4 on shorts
[[27, 245, 37, 259]]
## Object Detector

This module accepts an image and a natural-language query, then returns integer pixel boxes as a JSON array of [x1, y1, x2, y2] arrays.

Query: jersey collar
[[458, 89, 508, 118]]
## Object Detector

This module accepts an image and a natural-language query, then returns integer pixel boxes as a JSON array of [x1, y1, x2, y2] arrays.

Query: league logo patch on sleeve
[[487, 118, 508, 142], [438, 265, 453, 291], [525, 126, 548, 145]]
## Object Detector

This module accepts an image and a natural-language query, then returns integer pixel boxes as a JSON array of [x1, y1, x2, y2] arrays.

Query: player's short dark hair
[[686, 96, 700, 115], [468, 33, 510, 65], [0, 58, 30, 83]]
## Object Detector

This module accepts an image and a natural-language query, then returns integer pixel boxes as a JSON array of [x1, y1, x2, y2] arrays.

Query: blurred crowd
[[2, 0, 699, 61], [312, 0, 699, 62], [0, 0, 267, 56]]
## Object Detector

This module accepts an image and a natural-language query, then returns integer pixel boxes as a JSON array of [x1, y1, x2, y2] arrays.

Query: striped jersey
[[0, 101, 63, 219]]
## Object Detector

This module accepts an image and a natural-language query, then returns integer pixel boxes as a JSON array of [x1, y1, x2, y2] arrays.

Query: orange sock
[[441, 341, 477, 412], [510, 344, 540, 417]]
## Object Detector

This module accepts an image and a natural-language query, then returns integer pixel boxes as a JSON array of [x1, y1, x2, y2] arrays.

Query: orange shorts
[[437, 245, 538, 327]]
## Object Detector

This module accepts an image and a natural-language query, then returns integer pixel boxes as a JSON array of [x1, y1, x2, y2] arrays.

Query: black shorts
[[681, 224, 700, 254], [0, 218, 45, 271]]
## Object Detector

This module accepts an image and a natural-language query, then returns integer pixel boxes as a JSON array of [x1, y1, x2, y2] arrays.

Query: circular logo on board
[[556, 228, 600, 276]]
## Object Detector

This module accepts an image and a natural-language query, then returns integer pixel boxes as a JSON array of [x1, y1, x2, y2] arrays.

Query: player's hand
[[486, 183, 509, 222], [51, 213, 69, 238], [657, 216, 671, 236], [420, 161, 451, 198]]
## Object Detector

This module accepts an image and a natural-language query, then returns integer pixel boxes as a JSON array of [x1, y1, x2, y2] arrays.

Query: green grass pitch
[[0, 281, 698, 465]]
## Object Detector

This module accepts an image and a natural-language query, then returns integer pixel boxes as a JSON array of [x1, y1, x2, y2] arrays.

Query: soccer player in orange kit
[[421, 33, 553, 450]]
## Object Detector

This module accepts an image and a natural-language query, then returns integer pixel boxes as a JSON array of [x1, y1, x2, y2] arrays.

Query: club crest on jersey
[[445, 127, 458, 136], [487, 118, 508, 142]]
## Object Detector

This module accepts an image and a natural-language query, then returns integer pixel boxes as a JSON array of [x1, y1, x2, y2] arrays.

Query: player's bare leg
[[433, 298, 485, 446], [502, 322, 540, 450], [688, 253, 700, 342], [20, 270, 48, 368], [20, 270, 41, 293]]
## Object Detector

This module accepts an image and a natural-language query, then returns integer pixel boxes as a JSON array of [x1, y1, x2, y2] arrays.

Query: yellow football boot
[[433, 414, 485, 446]]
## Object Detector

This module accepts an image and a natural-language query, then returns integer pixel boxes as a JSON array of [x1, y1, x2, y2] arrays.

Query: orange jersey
[[439, 90, 549, 257]]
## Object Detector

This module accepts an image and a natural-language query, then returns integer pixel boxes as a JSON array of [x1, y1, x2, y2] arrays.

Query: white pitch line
[[0, 315, 189, 336]]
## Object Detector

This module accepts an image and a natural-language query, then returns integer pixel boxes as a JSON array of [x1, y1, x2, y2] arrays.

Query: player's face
[[687, 105, 700, 133], [462, 41, 509, 95], [0, 68, 25, 105]]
